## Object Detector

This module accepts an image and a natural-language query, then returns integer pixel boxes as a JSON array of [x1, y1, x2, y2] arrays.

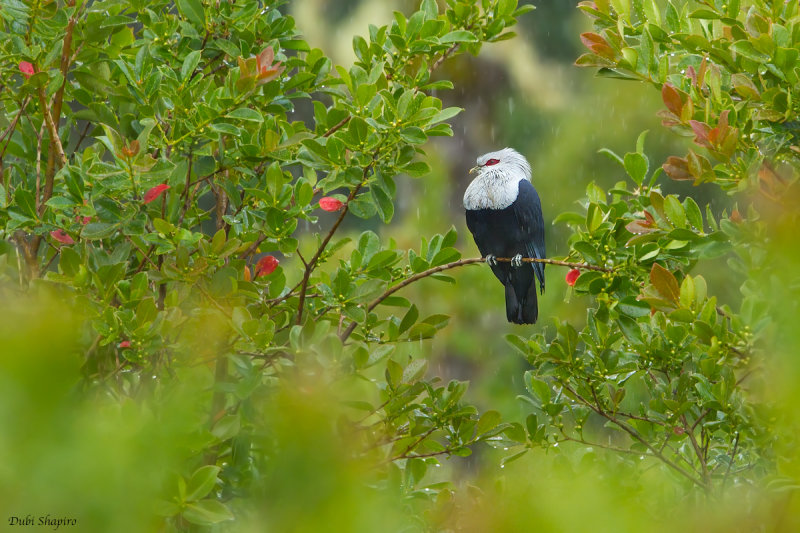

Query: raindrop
[[553, 442, 559, 447], [503, 447, 508, 451], [500, 464, 505, 469]]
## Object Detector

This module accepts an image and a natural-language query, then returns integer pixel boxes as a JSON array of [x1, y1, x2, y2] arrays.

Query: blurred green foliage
[[1, 0, 799, 531]]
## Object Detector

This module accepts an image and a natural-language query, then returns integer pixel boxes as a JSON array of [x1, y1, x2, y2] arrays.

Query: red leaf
[[319, 196, 344, 211], [580, 32, 606, 49], [255, 46, 284, 84], [625, 219, 656, 235], [50, 229, 74, 245], [75, 215, 92, 225], [243, 265, 252, 282], [255, 255, 279, 277], [565, 269, 581, 287], [143, 184, 170, 204], [661, 83, 683, 116], [119, 340, 131, 348], [686, 65, 697, 87], [689, 120, 712, 149], [19, 61, 34, 78], [662, 156, 692, 181], [649, 263, 680, 304]]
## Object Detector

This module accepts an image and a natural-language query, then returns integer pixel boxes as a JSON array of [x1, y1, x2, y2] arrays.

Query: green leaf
[[180, 50, 201, 81], [731, 40, 770, 63], [684, 197, 703, 231], [185, 466, 220, 502], [402, 359, 428, 383], [176, 0, 205, 27], [371, 185, 394, 223], [618, 315, 642, 343], [226, 108, 264, 122], [399, 126, 427, 144], [497, 0, 517, 18], [182, 500, 234, 526], [598, 147, 624, 167], [209, 122, 243, 136], [525, 372, 550, 404], [402, 161, 431, 177], [81, 222, 116, 240], [663, 195, 686, 228], [618, 297, 651, 317], [623, 152, 648, 185], [477, 410, 502, 435], [430, 107, 462, 124], [14, 189, 36, 218], [440, 30, 478, 43], [399, 304, 419, 335]]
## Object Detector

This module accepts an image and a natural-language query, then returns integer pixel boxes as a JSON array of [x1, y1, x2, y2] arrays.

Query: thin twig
[[239, 234, 268, 260], [682, 414, 710, 485], [126, 236, 159, 269], [0, 96, 29, 150], [561, 381, 707, 489], [723, 432, 740, 488], [323, 115, 351, 137]]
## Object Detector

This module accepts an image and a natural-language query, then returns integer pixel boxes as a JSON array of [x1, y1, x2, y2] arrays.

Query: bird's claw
[[511, 254, 523, 267], [485, 254, 497, 266]]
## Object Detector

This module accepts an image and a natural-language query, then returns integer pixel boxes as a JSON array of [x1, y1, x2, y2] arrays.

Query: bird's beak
[[469, 165, 480, 174]]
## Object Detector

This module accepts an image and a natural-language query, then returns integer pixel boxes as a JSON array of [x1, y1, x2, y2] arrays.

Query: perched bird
[[463, 148, 545, 324]]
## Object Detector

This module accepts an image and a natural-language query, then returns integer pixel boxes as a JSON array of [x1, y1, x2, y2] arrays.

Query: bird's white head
[[470, 147, 531, 181], [464, 147, 532, 210]]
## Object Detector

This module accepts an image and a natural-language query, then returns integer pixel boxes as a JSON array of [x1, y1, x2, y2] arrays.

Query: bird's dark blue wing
[[513, 179, 546, 293]]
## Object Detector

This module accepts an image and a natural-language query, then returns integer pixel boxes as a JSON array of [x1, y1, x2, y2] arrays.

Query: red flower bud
[[565, 268, 580, 287], [119, 340, 131, 348], [143, 184, 170, 204], [319, 196, 344, 211], [19, 61, 34, 78], [50, 229, 74, 245], [255, 255, 279, 277]]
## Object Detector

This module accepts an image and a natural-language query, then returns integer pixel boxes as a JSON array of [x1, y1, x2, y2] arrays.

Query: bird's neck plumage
[[463, 170, 526, 210]]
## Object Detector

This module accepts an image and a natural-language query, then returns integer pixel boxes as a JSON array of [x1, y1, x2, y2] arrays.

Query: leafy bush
[[503, 0, 798, 494], [1, 0, 534, 529]]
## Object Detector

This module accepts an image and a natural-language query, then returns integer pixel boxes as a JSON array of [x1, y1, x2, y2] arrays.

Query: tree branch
[[429, 42, 460, 73], [295, 154, 379, 324], [339, 256, 611, 341]]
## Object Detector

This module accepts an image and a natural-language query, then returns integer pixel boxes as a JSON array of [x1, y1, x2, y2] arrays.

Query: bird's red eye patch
[[484, 158, 500, 166]]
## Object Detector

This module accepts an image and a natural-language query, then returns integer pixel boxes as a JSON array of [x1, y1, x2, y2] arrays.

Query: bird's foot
[[485, 254, 497, 266], [511, 254, 524, 267]]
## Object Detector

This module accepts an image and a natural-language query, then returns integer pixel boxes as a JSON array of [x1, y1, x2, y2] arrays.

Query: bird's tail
[[504, 282, 538, 324]]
